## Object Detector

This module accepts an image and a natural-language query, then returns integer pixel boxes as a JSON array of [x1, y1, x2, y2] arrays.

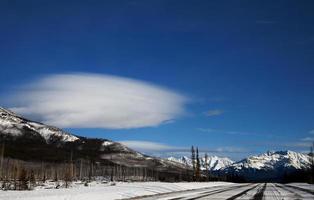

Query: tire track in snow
[[274, 183, 303, 199], [251, 183, 266, 200], [225, 183, 261, 200], [267, 183, 284, 200], [284, 184, 314, 195], [126, 184, 243, 200], [179, 184, 254, 200]]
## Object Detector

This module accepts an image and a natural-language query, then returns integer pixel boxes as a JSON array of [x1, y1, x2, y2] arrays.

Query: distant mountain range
[[168, 150, 312, 181], [167, 156, 234, 171], [0, 107, 312, 182], [219, 150, 312, 181]]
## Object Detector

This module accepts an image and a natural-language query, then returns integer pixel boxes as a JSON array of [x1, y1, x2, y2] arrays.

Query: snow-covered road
[[132, 183, 314, 200], [0, 182, 313, 200]]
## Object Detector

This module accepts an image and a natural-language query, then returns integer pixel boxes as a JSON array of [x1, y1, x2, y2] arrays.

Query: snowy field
[[0, 181, 233, 200], [0, 181, 313, 200]]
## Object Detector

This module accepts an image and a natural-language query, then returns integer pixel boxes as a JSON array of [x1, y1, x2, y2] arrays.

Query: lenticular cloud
[[10, 73, 188, 129]]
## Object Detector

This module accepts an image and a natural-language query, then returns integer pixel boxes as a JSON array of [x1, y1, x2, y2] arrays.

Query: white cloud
[[288, 142, 312, 148], [118, 140, 182, 152], [197, 128, 274, 137], [118, 140, 248, 160], [205, 109, 224, 116], [214, 147, 246, 153], [197, 128, 216, 133], [279, 139, 312, 149], [119, 140, 247, 154], [9, 73, 188, 129], [301, 137, 314, 142], [309, 129, 314, 134]]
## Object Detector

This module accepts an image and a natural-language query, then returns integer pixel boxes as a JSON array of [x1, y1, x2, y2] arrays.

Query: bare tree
[[54, 168, 58, 182], [13, 162, 19, 190], [0, 140, 4, 180], [79, 159, 83, 180], [29, 170, 36, 190], [64, 164, 72, 188], [41, 161, 46, 183], [18, 168, 28, 190]]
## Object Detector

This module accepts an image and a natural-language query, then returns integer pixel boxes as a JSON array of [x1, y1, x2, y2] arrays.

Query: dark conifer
[[196, 147, 201, 181], [191, 146, 196, 180]]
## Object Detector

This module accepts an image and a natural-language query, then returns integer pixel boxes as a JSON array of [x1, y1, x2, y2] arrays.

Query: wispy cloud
[[197, 128, 274, 137], [197, 128, 216, 133], [301, 137, 314, 142], [205, 109, 224, 117], [8, 73, 188, 129], [283, 142, 312, 148], [309, 129, 314, 134], [214, 146, 247, 153], [118, 140, 183, 152], [119, 140, 248, 157]]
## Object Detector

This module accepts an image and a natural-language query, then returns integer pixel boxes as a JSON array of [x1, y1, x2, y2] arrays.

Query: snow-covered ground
[[0, 181, 233, 200], [1, 181, 313, 200], [287, 182, 314, 191]]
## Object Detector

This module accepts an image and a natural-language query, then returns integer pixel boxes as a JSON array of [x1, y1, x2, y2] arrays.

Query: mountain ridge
[[167, 155, 234, 171], [0, 107, 190, 178], [219, 150, 312, 181]]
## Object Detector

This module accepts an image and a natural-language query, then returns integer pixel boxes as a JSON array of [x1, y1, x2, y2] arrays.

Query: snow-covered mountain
[[225, 150, 311, 171], [220, 150, 312, 181], [167, 156, 192, 167], [167, 155, 234, 171], [0, 107, 189, 174], [201, 156, 234, 171], [0, 107, 79, 143]]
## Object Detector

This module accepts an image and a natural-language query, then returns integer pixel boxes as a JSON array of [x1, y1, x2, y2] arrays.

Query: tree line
[[0, 139, 189, 190]]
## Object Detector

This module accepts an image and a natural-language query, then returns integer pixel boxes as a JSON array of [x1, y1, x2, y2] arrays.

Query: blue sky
[[0, 0, 314, 160]]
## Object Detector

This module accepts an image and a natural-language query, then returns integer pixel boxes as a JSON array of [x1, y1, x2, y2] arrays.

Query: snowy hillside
[[0, 107, 79, 143], [167, 155, 233, 171], [0, 107, 190, 175], [0, 106, 132, 153]]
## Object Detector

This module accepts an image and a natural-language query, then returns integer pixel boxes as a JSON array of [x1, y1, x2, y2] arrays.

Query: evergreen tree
[[196, 147, 201, 181], [204, 153, 209, 181], [191, 146, 195, 180], [311, 141, 314, 183]]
